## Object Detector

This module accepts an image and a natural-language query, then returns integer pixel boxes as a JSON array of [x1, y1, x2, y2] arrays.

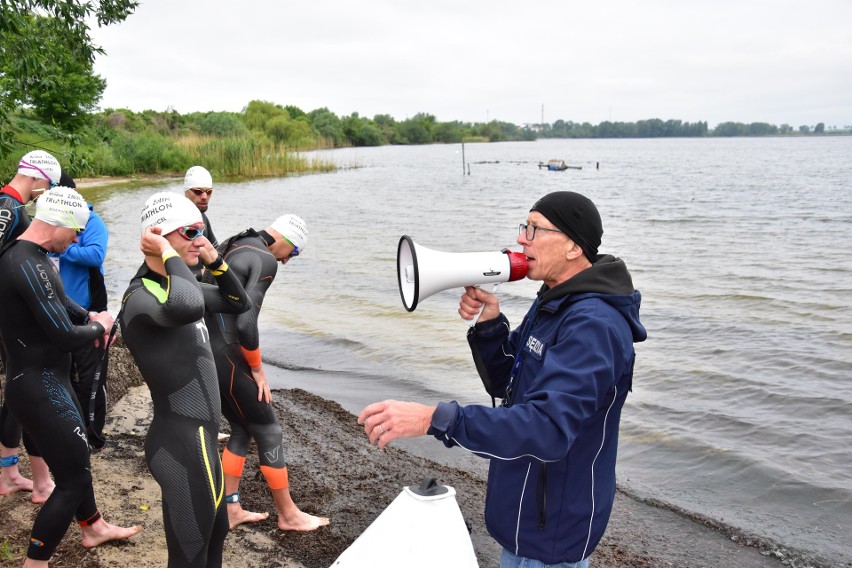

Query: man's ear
[[565, 240, 584, 261]]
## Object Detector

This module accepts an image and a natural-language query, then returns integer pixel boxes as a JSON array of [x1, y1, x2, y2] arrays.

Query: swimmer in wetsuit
[[203, 214, 328, 531], [0, 187, 141, 566], [0, 150, 61, 502], [119, 192, 250, 568]]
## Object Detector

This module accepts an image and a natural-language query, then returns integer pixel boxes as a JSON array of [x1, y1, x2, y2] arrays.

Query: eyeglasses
[[519, 223, 563, 241], [189, 188, 213, 196], [176, 225, 205, 240]]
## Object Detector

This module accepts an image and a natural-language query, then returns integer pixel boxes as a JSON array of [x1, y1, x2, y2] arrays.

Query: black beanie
[[530, 191, 602, 260], [59, 171, 76, 189]]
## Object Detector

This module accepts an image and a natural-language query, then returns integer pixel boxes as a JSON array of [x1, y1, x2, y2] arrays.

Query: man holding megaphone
[[359, 191, 647, 568]]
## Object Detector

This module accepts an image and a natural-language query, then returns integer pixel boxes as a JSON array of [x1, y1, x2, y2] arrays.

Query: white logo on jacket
[[525, 335, 544, 357]]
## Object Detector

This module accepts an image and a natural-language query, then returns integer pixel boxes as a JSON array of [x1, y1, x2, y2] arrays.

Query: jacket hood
[[538, 254, 647, 342]]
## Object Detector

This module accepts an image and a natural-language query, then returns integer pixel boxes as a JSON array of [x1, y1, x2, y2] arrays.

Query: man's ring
[[379, 425, 385, 434]]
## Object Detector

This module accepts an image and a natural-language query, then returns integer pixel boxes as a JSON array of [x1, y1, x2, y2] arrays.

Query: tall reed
[[178, 135, 335, 177]]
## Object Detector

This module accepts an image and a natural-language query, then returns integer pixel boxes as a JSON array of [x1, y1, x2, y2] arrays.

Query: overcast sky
[[89, 0, 852, 128]]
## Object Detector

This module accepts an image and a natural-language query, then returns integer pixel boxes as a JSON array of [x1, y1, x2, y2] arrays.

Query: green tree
[[713, 122, 748, 137], [3, 14, 107, 132], [195, 112, 249, 138], [433, 121, 464, 143], [267, 115, 314, 148], [284, 105, 307, 120], [308, 107, 345, 146], [396, 118, 432, 144], [372, 114, 398, 143], [342, 113, 384, 146], [747, 122, 777, 136], [243, 100, 287, 131], [0, 0, 138, 156], [814, 122, 825, 134]]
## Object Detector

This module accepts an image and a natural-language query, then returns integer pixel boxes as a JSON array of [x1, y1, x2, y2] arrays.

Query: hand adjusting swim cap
[[18, 150, 62, 184], [34, 186, 89, 231], [141, 192, 203, 235]]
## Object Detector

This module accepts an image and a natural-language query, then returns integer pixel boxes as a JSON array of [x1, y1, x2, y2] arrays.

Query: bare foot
[[31, 482, 55, 504], [278, 511, 330, 532], [0, 473, 33, 496], [228, 503, 270, 529], [80, 518, 143, 548]]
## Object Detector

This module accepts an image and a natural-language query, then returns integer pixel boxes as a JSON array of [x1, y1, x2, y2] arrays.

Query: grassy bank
[[2, 129, 335, 182]]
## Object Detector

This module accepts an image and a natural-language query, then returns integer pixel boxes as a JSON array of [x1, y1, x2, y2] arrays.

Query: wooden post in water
[[461, 141, 466, 175]]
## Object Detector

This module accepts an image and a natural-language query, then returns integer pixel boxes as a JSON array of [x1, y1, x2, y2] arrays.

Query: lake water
[[89, 137, 852, 566]]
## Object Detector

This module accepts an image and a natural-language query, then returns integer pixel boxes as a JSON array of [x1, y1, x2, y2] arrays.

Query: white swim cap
[[34, 186, 89, 231], [141, 192, 202, 235], [18, 150, 61, 184], [184, 165, 213, 189], [270, 214, 308, 250]]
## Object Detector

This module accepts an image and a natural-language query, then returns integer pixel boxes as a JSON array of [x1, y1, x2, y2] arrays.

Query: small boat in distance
[[538, 159, 581, 171]]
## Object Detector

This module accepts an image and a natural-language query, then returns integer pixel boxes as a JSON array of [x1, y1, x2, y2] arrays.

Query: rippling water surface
[[91, 137, 852, 565]]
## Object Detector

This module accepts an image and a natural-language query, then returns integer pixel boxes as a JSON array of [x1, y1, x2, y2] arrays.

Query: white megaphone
[[330, 477, 478, 567], [397, 235, 528, 312]]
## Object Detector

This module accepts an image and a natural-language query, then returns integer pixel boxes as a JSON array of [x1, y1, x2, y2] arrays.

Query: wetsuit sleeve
[[0, 195, 23, 249], [200, 255, 251, 315], [231, 246, 274, 355], [11, 248, 105, 351], [64, 296, 90, 325], [122, 253, 207, 328]]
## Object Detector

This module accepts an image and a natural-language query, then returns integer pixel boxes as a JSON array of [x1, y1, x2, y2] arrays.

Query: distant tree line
[[536, 118, 833, 138], [90, 103, 537, 151]]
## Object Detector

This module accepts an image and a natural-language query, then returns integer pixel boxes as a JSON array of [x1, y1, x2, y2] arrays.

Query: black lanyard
[[502, 301, 541, 406]]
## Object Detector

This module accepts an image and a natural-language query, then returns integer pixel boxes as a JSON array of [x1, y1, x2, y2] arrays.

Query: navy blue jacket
[[54, 205, 108, 311], [429, 255, 646, 564]]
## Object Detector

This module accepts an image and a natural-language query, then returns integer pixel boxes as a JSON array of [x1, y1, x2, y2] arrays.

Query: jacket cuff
[[471, 313, 509, 336], [427, 401, 459, 436]]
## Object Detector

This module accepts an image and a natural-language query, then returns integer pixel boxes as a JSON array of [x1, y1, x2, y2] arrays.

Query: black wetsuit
[[0, 185, 40, 460], [0, 239, 107, 561], [190, 212, 218, 281], [119, 252, 249, 568], [203, 230, 288, 485]]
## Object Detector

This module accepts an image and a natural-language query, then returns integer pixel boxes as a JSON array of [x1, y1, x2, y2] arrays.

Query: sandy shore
[[0, 342, 821, 567]]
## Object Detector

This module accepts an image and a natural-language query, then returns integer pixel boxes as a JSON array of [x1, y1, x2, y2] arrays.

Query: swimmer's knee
[[250, 423, 284, 468], [56, 467, 92, 495], [226, 426, 251, 456]]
